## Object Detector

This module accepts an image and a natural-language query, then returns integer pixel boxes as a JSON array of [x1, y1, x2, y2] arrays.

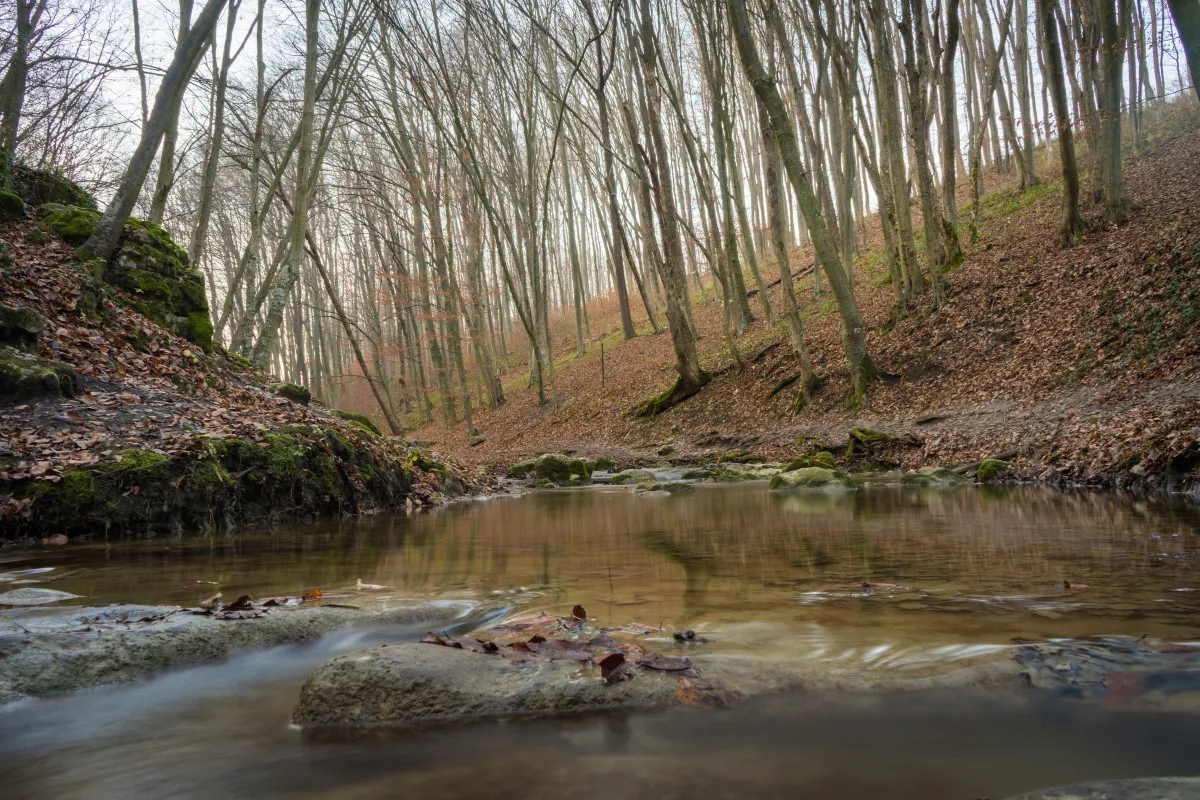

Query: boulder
[[271, 382, 312, 405], [11, 165, 97, 209], [40, 203, 98, 245], [291, 641, 681, 728], [530, 453, 592, 486], [769, 467, 854, 491], [108, 218, 213, 352], [0, 304, 43, 351], [610, 468, 656, 485], [0, 345, 80, 401], [0, 189, 25, 223]]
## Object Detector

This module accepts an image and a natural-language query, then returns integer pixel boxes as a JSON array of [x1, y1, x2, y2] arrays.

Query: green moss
[[0, 190, 25, 223], [41, 205, 99, 245], [27, 470, 99, 504], [12, 165, 97, 209], [0, 347, 80, 400], [406, 448, 447, 477], [192, 459, 232, 488], [22, 229, 48, 245], [976, 459, 1012, 483], [271, 382, 312, 405], [110, 449, 170, 472], [332, 410, 381, 436]]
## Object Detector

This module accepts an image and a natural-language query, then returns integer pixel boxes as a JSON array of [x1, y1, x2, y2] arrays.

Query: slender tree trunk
[[148, 0, 196, 223], [1167, 0, 1200, 101], [1040, 0, 1084, 245], [78, 0, 229, 263]]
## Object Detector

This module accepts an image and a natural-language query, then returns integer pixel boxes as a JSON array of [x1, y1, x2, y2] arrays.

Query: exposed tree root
[[631, 372, 711, 418]]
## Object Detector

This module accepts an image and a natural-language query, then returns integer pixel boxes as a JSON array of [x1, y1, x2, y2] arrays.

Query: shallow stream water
[[2, 484, 1199, 798]]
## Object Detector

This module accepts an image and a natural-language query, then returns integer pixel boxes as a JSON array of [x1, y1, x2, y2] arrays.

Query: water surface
[[1, 484, 1198, 798]]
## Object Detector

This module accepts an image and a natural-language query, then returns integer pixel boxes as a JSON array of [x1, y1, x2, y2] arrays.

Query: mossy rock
[[902, 467, 965, 486], [530, 453, 592, 486], [508, 459, 537, 477], [850, 427, 895, 445], [680, 467, 714, 480], [272, 382, 312, 405], [12, 165, 97, 210], [108, 217, 213, 352], [0, 346, 80, 401], [783, 451, 836, 472], [976, 459, 1012, 483], [610, 468, 655, 485], [0, 304, 43, 350], [41, 204, 99, 245], [769, 467, 854, 491], [332, 410, 381, 436], [635, 480, 695, 495], [592, 457, 617, 471], [0, 190, 25, 223], [16, 429, 415, 538]]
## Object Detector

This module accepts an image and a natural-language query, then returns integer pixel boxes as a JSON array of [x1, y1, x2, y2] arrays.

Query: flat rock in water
[[1001, 777, 1200, 799], [0, 588, 82, 606], [292, 641, 681, 727]]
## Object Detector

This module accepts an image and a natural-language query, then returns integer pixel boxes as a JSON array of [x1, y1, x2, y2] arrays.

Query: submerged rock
[[0, 600, 470, 707], [291, 641, 681, 728], [769, 467, 854, 491], [0, 588, 82, 606], [1001, 778, 1200, 800]]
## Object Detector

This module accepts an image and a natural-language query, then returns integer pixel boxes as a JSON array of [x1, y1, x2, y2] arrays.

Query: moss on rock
[[0, 304, 42, 350], [610, 468, 655, 485], [107, 217, 213, 352], [15, 427, 416, 538], [976, 459, 1012, 483], [0, 190, 25, 223], [783, 451, 836, 472], [272, 382, 312, 405], [0, 346, 79, 401], [41, 205, 99, 245], [769, 467, 854, 491], [12, 165, 97, 210], [332, 410, 381, 436], [529, 453, 591, 486]]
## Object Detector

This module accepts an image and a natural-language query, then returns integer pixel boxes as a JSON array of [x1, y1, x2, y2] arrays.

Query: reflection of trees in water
[[363, 487, 1199, 604]]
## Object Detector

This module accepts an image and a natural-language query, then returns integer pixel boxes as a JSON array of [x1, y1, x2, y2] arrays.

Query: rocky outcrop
[[510, 453, 593, 486]]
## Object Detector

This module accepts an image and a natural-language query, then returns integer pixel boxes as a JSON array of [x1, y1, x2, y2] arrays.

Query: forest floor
[[412, 107, 1200, 493]]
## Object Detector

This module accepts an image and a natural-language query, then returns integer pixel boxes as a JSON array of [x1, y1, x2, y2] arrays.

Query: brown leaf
[[571, 604, 587, 621], [223, 594, 253, 611], [199, 592, 222, 609], [674, 677, 743, 708]]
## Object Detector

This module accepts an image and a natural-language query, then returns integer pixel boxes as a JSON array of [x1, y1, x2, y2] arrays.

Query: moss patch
[[271, 382, 312, 405], [41, 205, 99, 245], [0, 190, 25, 223], [332, 410, 381, 436], [0, 346, 80, 401], [12, 165, 97, 209]]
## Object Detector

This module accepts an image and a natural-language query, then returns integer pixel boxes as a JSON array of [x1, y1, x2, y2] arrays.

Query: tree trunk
[[1039, 0, 1084, 245], [1167, 0, 1200, 102], [728, 0, 876, 407], [78, 0, 229, 263]]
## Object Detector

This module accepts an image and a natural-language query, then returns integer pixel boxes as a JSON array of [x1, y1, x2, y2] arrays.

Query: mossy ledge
[[10, 430, 430, 539]]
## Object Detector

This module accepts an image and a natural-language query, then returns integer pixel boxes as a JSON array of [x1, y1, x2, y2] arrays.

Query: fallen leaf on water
[[571, 604, 587, 621], [302, 589, 323, 601]]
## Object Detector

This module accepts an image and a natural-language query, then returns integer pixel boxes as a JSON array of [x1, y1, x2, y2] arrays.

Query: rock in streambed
[[0, 599, 473, 707]]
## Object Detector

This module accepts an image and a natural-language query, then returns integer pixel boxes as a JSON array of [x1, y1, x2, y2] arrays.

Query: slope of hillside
[[415, 120, 1200, 493], [0, 176, 489, 541]]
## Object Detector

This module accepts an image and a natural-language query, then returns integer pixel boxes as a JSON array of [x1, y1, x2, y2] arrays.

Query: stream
[[1, 483, 1199, 798]]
